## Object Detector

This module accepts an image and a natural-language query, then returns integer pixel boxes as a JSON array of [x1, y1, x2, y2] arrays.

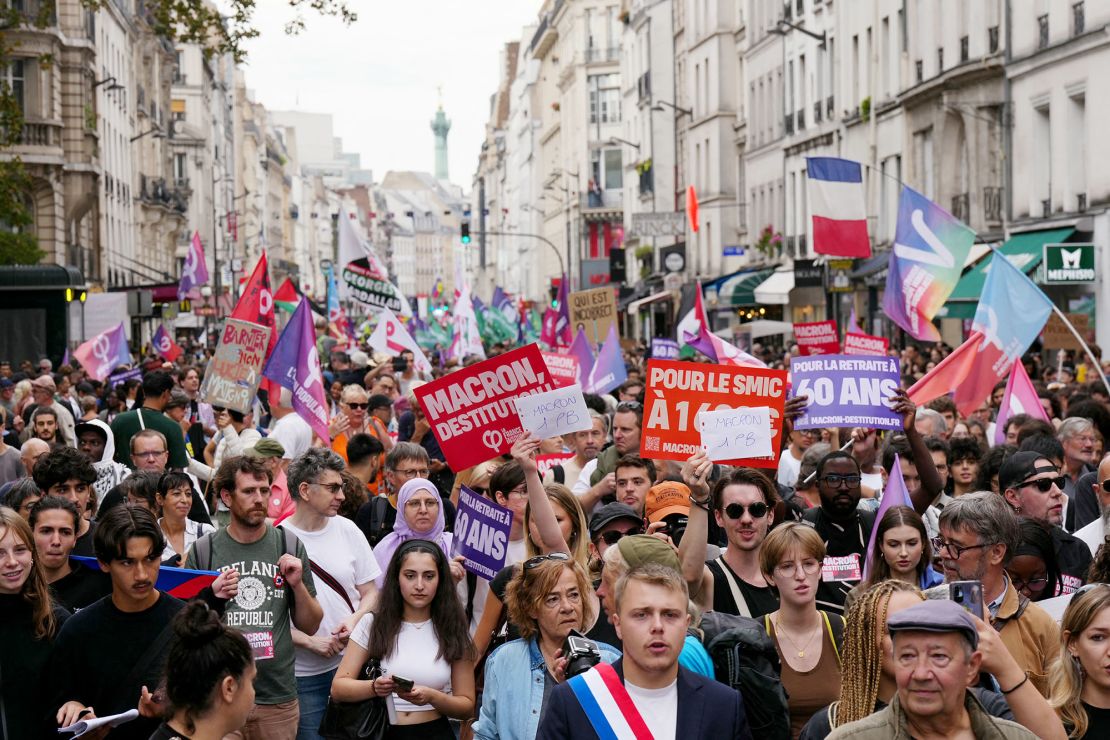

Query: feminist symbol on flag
[[384, 321, 407, 354], [259, 288, 273, 316], [182, 247, 199, 284], [157, 334, 172, 353], [92, 335, 111, 363], [304, 343, 321, 392]]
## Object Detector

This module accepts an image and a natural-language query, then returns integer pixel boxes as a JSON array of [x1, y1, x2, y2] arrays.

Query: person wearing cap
[[0, 404, 23, 485], [999, 451, 1091, 594], [21, 374, 76, 446], [827, 600, 1040, 739], [0, 376, 17, 417], [75, 419, 131, 504], [934, 492, 1061, 697], [645, 481, 691, 545], [245, 438, 296, 523]]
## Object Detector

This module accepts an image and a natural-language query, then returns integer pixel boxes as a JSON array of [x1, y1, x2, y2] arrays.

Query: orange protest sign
[[640, 359, 788, 468]]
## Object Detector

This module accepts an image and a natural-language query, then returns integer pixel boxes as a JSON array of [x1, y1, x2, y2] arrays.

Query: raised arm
[[678, 451, 714, 609], [511, 432, 570, 554], [890, 389, 944, 514]]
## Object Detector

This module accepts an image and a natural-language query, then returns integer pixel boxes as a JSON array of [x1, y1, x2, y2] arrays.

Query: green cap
[[246, 438, 285, 459], [616, 534, 681, 571]]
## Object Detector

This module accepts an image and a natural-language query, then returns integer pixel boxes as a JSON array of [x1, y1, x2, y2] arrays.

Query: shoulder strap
[[821, 611, 845, 664], [309, 559, 355, 613], [992, 594, 1031, 633], [194, 530, 215, 572], [713, 555, 751, 618], [465, 571, 478, 623]]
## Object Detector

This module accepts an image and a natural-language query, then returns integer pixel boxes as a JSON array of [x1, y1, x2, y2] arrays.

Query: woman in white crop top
[[332, 539, 475, 739]]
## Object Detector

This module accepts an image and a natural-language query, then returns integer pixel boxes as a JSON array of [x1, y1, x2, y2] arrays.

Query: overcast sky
[[239, 1, 540, 191]]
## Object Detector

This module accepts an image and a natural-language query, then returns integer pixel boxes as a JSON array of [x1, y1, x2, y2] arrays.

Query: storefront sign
[[630, 211, 686, 237], [828, 258, 854, 293], [1043, 244, 1095, 283], [794, 259, 825, 287]]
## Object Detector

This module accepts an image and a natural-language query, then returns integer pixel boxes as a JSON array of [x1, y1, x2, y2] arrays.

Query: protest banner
[[568, 286, 617, 346], [791, 354, 902, 431], [541, 351, 580, 387], [107, 367, 143, 388], [536, 452, 576, 476], [843, 331, 890, 356], [1042, 312, 1088, 351], [699, 407, 773, 462], [415, 343, 556, 470], [454, 486, 513, 580], [794, 320, 840, 355], [640, 359, 787, 468], [199, 319, 272, 414], [514, 383, 592, 439], [651, 338, 681, 360]]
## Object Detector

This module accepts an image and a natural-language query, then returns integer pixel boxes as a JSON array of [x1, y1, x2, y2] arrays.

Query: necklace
[[774, 616, 821, 659], [407, 618, 431, 630]]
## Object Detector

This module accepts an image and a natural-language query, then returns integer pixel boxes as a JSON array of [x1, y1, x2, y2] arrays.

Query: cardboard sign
[[199, 319, 272, 413], [536, 452, 576, 475], [699, 407, 773, 462], [542, 352, 580, 387], [843, 331, 890, 356], [794, 320, 840, 356], [514, 383, 592, 439], [568, 286, 617, 346], [415, 343, 556, 470], [640, 359, 788, 468], [1042, 312, 1088, 351], [454, 486, 513, 580], [651, 338, 681, 359], [790, 355, 902, 431]]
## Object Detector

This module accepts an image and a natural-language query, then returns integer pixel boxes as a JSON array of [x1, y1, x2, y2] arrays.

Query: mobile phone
[[949, 580, 985, 620], [391, 675, 414, 693]]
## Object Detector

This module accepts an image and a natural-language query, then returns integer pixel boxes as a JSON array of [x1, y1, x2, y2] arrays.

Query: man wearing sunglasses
[[1076, 456, 1110, 555], [999, 451, 1091, 595]]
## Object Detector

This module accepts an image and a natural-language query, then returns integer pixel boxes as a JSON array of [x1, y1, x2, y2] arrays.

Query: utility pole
[[478, 177, 487, 270]]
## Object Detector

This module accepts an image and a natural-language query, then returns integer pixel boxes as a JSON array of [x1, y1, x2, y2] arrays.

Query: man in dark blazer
[[538, 563, 752, 740]]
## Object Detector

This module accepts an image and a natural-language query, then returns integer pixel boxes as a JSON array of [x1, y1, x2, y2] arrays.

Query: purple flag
[[262, 300, 330, 441], [568, 328, 596, 386], [555, 276, 571, 346], [72, 322, 131, 381], [584, 324, 627, 395], [178, 231, 209, 300], [862, 453, 913, 581]]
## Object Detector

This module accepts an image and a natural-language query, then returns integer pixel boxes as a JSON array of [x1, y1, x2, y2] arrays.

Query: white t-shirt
[[626, 678, 678, 740], [776, 449, 802, 488], [351, 614, 452, 713], [573, 459, 599, 497], [270, 412, 314, 460], [283, 516, 380, 676]]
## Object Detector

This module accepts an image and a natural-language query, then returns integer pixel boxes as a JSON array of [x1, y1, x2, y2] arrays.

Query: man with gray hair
[[354, 441, 457, 547], [914, 407, 947, 439], [932, 491, 1060, 697], [1057, 416, 1097, 499], [281, 448, 380, 738]]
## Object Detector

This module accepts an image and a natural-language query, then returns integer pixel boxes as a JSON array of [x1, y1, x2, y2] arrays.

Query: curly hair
[[31, 446, 96, 491]]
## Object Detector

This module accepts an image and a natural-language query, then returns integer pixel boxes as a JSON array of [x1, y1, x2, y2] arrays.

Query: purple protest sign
[[651, 338, 680, 359], [790, 354, 902, 431], [454, 485, 514, 580]]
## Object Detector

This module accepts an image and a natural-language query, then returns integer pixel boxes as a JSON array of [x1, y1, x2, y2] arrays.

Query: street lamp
[[130, 125, 164, 143], [769, 19, 827, 47], [608, 136, 640, 149], [651, 100, 692, 116]]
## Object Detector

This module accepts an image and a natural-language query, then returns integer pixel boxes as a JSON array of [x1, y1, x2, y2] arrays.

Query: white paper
[[59, 709, 139, 737], [513, 383, 593, 439], [699, 406, 773, 461]]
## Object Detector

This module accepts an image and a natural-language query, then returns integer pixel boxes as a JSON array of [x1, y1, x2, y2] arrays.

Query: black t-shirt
[[72, 520, 98, 557], [1052, 526, 1093, 594], [149, 722, 191, 740], [50, 564, 112, 612], [48, 593, 185, 740], [802, 507, 874, 612], [705, 557, 779, 618], [0, 595, 70, 739]]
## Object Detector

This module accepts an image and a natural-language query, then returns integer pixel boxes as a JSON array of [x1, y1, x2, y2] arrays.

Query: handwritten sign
[[640, 359, 787, 469], [569, 287, 617, 346], [790, 355, 902, 431], [1042, 312, 1088, 351], [651, 338, 681, 359], [514, 383, 592, 439], [794, 320, 840, 355], [843, 331, 890, 356], [454, 486, 513, 580], [542, 352, 580, 387], [699, 407, 773, 462], [199, 319, 272, 413], [415, 343, 556, 470]]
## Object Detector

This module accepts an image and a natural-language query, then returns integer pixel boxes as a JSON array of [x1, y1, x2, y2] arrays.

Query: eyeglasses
[[723, 502, 770, 519], [404, 497, 440, 510], [394, 467, 430, 479], [931, 536, 990, 559], [598, 527, 643, 546], [1009, 576, 1049, 592], [311, 482, 344, 495], [505, 485, 527, 499], [133, 449, 167, 459], [1017, 476, 1066, 493], [524, 552, 570, 571], [820, 474, 862, 489], [345, 402, 369, 410], [773, 559, 821, 577]]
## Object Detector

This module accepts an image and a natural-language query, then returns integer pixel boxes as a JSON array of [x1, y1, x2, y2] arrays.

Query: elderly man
[[1076, 455, 1110, 554], [1057, 417, 1098, 500], [827, 600, 1038, 739], [932, 492, 1060, 697]]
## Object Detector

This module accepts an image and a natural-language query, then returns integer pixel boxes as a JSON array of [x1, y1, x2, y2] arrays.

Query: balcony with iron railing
[[951, 192, 969, 223], [585, 46, 619, 63], [581, 189, 623, 211], [983, 186, 1002, 222], [139, 174, 188, 213]]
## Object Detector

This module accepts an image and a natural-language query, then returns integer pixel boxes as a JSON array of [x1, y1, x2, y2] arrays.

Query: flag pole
[[1048, 304, 1110, 397]]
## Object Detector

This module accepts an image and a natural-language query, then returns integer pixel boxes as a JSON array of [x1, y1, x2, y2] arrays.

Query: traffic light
[[460, 221, 471, 244]]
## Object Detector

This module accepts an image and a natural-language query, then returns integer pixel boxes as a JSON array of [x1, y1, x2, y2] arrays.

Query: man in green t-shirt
[[186, 454, 323, 739], [109, 371, 190, 469]]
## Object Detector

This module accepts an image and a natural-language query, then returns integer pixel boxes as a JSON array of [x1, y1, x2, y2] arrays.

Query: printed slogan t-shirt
[[186, 526, 316, 704]]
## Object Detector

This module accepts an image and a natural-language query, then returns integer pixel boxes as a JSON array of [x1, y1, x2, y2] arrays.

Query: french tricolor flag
[[807, 157, 871, 258]]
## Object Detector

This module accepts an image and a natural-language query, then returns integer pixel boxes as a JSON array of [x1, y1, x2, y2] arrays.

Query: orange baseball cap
[[645, 481, 691, 523]]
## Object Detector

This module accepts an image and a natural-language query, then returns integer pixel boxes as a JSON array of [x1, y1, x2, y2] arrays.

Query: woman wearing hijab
[[372, 478, 463, 587]]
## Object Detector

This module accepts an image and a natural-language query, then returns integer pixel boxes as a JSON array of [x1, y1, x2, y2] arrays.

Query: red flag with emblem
[[231, 252, 280, 396]]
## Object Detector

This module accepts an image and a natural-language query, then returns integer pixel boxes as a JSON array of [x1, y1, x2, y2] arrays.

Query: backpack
[[359, 496, 398, 549], [700, 611, 792, 740], [192, 524, 300, 571]]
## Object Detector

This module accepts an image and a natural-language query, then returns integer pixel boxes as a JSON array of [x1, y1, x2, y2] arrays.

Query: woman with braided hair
[[799, 580, 1067, 739]]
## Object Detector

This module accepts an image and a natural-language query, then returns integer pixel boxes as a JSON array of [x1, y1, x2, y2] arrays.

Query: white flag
[[449, 283, 486, 361], [367, 308, 432, 375]]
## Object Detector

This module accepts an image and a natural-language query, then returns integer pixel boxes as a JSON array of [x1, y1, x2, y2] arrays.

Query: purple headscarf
[[371, 478, 453, 586]]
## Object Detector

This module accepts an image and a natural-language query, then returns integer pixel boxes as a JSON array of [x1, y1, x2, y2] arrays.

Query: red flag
[[907, 331, 984, 416], [686, 185, 699, 233], [231, 252, 280, 396]]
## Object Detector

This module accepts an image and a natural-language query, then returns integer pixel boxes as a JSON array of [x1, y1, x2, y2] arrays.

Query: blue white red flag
[[806, 157, 870, 258], [72, 556, 218, 599]]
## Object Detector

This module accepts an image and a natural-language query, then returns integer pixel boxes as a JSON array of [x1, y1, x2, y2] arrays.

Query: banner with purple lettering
[[454, 485, 513, 580], [790, 355, 902, 431]]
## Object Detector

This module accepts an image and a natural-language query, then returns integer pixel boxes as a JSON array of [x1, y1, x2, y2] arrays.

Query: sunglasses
[[616, 401, 643, 412], [345, 402, 369, 410], [1017, 476, 1066, 493], [211, 406, 226, 413], [598, 527, 643, 546], [524, 552, 570, 571], [723, 502, 769, 519], [820, 474, 862, 488]]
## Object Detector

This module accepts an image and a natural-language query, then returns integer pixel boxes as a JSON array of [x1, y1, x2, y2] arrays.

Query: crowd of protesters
[[1, 334, 1110, 740]]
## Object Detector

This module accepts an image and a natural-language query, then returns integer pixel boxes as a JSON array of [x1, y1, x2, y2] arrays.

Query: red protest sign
[[794, 320, 840, 356], [415, 343, 556, 470], [536, 452, 575, 476], [843, 331, 890, 356], [640, 359, 788, 468], [542, 352, 580, 388]]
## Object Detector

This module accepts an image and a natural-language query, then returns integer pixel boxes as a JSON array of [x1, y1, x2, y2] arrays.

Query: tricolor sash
[[567, 662, 654, 740]]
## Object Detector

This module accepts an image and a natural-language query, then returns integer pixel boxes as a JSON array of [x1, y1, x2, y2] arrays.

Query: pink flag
[[862, 453, 913, 581], [994, 361, 1050, 445], [73, 323, 131, 381]]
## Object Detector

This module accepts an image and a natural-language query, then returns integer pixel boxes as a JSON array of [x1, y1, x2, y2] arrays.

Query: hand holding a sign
[[680, 451, 713, 500], [889, 388, 917, 433], [510, 432, 542, 475], [781, 394, 811, 439]]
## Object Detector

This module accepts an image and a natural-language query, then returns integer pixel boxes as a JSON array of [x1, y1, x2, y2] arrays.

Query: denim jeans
[[295, 669, 337, 740]]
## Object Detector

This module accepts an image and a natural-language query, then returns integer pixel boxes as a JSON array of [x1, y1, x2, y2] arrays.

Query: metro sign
[[1043, 243, 1095, 284]]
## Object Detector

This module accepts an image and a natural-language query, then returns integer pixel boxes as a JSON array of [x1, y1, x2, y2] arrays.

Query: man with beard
[[575, 402, 643, 512], [613, 456, 655, 519], [543, 410, 606, 488]]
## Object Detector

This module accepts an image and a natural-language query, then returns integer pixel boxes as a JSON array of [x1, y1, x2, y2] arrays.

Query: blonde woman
[[1050, 584, 1110, 739]]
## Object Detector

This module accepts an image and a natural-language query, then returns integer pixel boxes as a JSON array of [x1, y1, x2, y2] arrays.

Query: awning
[[734, 320, 795, 339], [754, 268, 795, 305], [628, 291, 672, 313], [849, 252, 889, 279], [946, 227, 1075, 304], [719, 268, 774, 307]]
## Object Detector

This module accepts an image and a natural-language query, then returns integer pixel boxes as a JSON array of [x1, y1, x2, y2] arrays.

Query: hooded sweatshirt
[[81, 419, 131, 504]]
